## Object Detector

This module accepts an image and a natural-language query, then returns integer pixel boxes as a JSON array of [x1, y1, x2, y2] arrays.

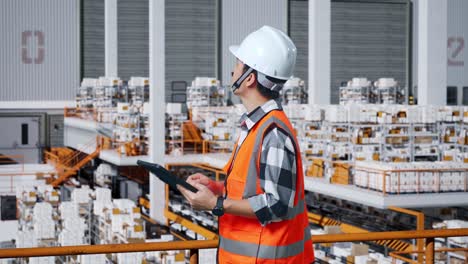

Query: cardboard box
[[331, 163, 350, 184], [351, 243, 369, 256], [324, 226, 342, 234], [307, 159, 325, 178]]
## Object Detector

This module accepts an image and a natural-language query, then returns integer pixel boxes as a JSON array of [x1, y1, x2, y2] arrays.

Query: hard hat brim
[[229, 45, 240, 59]]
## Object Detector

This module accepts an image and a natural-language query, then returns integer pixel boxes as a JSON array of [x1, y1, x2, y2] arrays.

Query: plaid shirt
[[234, 99, 297, 225]]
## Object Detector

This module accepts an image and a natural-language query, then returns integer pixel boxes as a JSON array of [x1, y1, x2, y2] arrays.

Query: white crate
[[93, 200, 113, 217], [116, 252, 144, 264], [111, 214, 133, 234], [71, 187, 92, 204], [95, 187, 112, 203], [33, 217, 55, 239], [29, 257, 55, 264], [59, 202, 79, 219], [199, 248, 217, 264], [59, 228, 85, 246], [355, 255, 370, 264], [33, 203, 53, 219], [113, 199, 136, 214], [16, 230, 37, 248], [325, 105, 348, 123], [63, 217, 86, 232], [79, 254, 107, 264]]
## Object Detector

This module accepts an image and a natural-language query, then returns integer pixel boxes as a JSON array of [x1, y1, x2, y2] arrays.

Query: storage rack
[[128, 77, 149, 110], [190, 106, 238, 153], [186, 77, 225, 108], [166, 106, 187, 156], [139, 105, 150, 156], [350, 123, 382, 162], [93, 77, 123, 109], [381, 123, 411, 163], [76, 79, 96, 110], [281, 77, 307, 105], [114, 103, 143, 156], [339, 78, 405, 106], [75, 78, 98, 120], [339, 78, 376, 105], [412, 123, 440, 161], [297, 105, 468, 182], [374, 78, 405, 105]]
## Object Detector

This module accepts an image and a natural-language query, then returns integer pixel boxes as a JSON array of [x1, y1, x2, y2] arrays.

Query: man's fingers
[[198, 177, 211, 185], [187, 178, 207, 188], [188, 173, 203, 180], [187, 175, 198, 181], [178, 185, 191, 199], [195, 182, 211, 193]]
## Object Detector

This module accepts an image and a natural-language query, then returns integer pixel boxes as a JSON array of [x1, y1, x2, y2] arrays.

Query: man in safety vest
[[178, 25, 315, 263]]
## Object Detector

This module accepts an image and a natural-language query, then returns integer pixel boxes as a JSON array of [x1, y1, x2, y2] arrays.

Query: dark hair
[[243, 65, 285, 100]]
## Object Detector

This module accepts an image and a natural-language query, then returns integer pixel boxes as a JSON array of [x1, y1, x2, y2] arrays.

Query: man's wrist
[[209, 195, 218, 210], [207, 180, 224, 195], [211, 196, 225, 216]]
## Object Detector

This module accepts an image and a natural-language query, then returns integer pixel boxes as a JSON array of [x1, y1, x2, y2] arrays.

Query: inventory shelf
[[65, 116, 231, 167], [304, 177, 468, 209], [164, 209, 218, 240]]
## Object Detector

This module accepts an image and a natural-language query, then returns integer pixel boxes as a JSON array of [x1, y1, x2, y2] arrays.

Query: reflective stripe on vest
[[219, 226, 312, 259]]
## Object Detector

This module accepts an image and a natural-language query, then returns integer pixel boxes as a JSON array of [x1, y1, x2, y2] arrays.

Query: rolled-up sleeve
[[247, 127, 297, 226]]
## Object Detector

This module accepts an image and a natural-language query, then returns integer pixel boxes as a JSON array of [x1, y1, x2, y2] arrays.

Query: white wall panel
[[166, 0, 216, 102], [0, 0, 79, 101], [417, 0, 447, 105], [221, 0, 288, 86], [413, 0, 468, 104], [289, 0, 309, 85], [447, 0, 468, 90], [331, 1, 408, 104]]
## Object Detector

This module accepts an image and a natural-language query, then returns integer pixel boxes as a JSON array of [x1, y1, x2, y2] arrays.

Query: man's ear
[[245, 72, 256, 88]]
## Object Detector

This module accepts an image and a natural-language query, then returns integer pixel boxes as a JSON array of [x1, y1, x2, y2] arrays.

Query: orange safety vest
[[219, 109, 315, 264]]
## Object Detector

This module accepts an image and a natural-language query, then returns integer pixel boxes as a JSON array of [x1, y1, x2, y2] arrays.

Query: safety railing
[[44, 147, 76, 166], [44, 137, 100, 186], [43, 151, 59, 165], [202, 140, 234, 154], [0, 228, 466, 263], [50, 137, 97, 170], [388, 206, 426, 263]]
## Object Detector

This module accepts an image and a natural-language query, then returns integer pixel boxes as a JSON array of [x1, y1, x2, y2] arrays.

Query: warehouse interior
[[0, 0, 468, 263]]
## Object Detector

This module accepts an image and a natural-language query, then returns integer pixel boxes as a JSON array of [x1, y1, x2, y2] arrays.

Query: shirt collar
[[239, 99, 282, 131]]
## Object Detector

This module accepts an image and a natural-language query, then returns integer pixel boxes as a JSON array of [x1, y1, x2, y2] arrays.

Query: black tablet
[[137, 160, 198, 193]]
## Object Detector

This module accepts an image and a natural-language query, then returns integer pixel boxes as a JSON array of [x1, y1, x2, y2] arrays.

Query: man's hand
[[177, 177, 217, 211], [187, 173, 224, 196], [187, 173, 212, 186]]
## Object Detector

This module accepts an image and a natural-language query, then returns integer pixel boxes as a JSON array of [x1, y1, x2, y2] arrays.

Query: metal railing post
[[190, 249, 198, 264], [389, 206, 425, 262], [425, 237, 435, 264]]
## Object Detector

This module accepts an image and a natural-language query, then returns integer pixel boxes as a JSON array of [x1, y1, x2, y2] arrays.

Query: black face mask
[[231, 66, 254, 92]]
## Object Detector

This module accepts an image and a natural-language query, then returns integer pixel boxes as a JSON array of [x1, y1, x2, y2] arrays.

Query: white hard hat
[[230, 26, 297, 82]]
